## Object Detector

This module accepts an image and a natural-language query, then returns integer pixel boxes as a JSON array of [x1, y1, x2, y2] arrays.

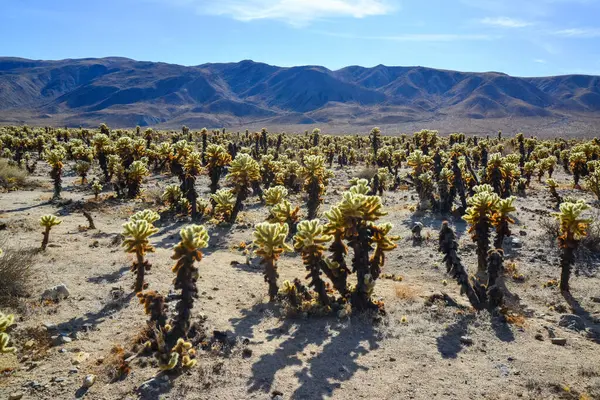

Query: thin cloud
[[194, 0, 397, 25], [554, 28, 600, 37], [534, 59, 547, 63], [480, 17, 533, 28], [316, 31, 499, 42]]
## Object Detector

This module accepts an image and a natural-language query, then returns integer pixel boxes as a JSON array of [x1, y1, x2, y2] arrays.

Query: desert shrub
[[0, 240, 36, 306], [356, 166, 377, 181], [0, 159, 27, 190]]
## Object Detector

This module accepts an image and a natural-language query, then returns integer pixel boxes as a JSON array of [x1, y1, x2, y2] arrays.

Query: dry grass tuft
[[0, 240, 37, 307], [394, 283, 420, 302], [0, 159, 28, 190]]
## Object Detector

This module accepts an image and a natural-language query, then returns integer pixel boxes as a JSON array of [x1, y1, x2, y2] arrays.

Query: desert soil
[[1, 162, 599, 400]]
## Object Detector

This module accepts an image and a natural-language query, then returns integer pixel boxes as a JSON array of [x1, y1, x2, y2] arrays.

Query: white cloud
[[480, 17, 533, 28], [554, 28, 600, 37], [534, 59, 547, 63], [316, 31, 499, 41], [194, 0, 396, 25]]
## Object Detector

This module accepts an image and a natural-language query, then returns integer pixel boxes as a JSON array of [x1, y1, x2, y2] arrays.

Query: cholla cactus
[[44, 147, 66, 199], [293, 220, 333, 306], [253, 222, 293, 301], [584, 170, 600, 201], [463, 186, 499, 272], [162, 184, 184, 211], [264, 185, 288, 207], [269, 200, 301, 236], [137, 290, 167, 329], [122, 210, 159, 292], [555, 200, 591, 292], [523, 160, 536, 185], [91, 179, 103, 200], [569, 151, 587, 188], [491, 196, 516, 249], [169, 225, 209, 340], [126, 160, 149, 198], [546, 178, 562, 206], [74, 160, 91, 184], [183, 152, 203, 219], [438, 222, 484, 310], [227, 153, 261, 223], [40, 214, 62, 250], [0, 311, 16, 353], [206, 144, 231, 194], [300, 155, 331, 219], [211, 189, 235, 221]]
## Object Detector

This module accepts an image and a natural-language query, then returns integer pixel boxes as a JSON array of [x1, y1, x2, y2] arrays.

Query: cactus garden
[[1, 125, 600, 399]]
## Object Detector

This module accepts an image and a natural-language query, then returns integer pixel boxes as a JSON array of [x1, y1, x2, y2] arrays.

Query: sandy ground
[[0, 161, 599, 400]]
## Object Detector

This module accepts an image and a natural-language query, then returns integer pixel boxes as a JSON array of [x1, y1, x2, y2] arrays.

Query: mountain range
[[0, 57, 599, 132]]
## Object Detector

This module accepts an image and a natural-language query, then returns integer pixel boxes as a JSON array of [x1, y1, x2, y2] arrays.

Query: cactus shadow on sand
[[245, 315, 380, 400]]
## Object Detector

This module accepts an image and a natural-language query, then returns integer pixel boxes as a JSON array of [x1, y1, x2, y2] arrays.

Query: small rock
[[389, 357, 397, 362], [53, 377, 66, 383], [519, 230, 527, 236], [551, 337, 567, 346], [535, 333, 544, 341], [69, 368, 79, 374], [272, 390, 284, 398], [24, 340, 35, 349], [41, 284, 70, 302], [52, 335, 72, 346], [510, 238, 523, 248], [82, 374, 96, 388], [459, 336, 474, 346], [42, 322, 57, 331], [8, 392, 24, 400]]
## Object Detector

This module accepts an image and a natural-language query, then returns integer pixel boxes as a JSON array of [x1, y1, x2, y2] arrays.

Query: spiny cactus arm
[[40, 215, 62, 228], [121, 220, 158, 254], [0, 332, 16, 353], [130, 209, 160, 224]]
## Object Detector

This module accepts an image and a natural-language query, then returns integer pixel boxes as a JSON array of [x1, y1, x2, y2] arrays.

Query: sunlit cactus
[[463, 187, 500, 272], [44, 147, 66, 199], [74, 160, 91, 185], [162, 184, 184, 211], [211, 189, 235, 221], [253, 222, 293, 301], [369, 222, 399, 281], [227, 153, 261, 223], [269, 200, 301, 236], [0, 311, 16, 354], [40, 214, 62, 250], [569, 151, 587, 188], [555, 200, 591, 292], [523, 160, 536, 185], [264, 185, 288, 207], [122, 210, 159, 292], [407, 149, 433, 178], [491, 196, 516, 249], [206, 144, 231, 194], [584, 169, 600, 201], [546, 178, 562, 206], [183, 152, 203, 219], [91, 179, 103, 200], [300, 155, 330, 219], [125, 160, 149, 198], [293, 219, 333, 305], [170, 225, 209, 340]]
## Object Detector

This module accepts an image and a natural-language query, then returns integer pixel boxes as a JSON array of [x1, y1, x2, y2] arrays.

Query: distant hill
[[0, 57, 599, 130]]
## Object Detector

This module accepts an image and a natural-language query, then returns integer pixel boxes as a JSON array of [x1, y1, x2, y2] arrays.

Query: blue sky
[[1, 0, 600, 76]]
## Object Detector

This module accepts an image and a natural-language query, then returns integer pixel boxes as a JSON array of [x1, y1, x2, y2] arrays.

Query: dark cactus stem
[[323, 234, 350, 296], [275, 134, 282, 158], [349, 223, 376, 310], [305, 255, 329, 306], [452, 156, 467, 210], [306, 178, 321, 220], [493, 219, 510, 250], [169, 251, 197, 343], [230, 186, 249, 223], [183, 175, 198, 220], [201, 132, 208, 165], [98, 152, 109, 182], [486, 249, 504, 309], [559, 235, 578, 292], [133, 252, 151, 293], [433, 151, 443, 180], [263, 258, 279, 302], [475, 217, 491, 273], [438, 222, 485, 310], [41, 227, 51, 251], [137, 291, 168, 330], [51, 167, 62, 200]]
